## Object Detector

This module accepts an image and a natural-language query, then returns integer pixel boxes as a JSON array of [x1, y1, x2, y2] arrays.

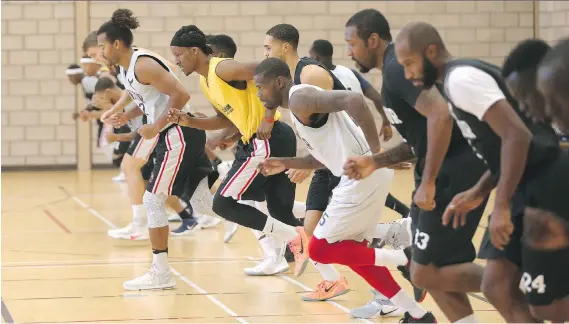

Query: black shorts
[[141, 153, 155, 181], [217, 121, 296, 202], [519, 151, 569, 305], [477, 189, 524, 268], [146, 125, 212, 197], [306, 168, 340, 212], [113, 125, 131, 156], [411, 149, 488, 267]]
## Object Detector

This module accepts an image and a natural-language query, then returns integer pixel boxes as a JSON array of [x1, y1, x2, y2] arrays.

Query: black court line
[[1, 298, 15, 324], [468, 292, 490, 303]]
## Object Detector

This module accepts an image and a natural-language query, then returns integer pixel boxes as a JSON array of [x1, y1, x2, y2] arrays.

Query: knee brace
[[190, 178, 214, 216], [143, 191, 168, 228]]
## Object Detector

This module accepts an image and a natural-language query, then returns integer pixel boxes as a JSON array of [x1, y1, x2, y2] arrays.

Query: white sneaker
[[123, 265, 176, 291], [167, 209, 182, 222], [197, 213, 221, 229], [108, 223, 149, 240], [244, 255, 289, 276], [224, 221, 239, 243], [112, 172, 126, 182], [244, 234, 289, 276], [350, 289, 404, 318], [217, 160, 233, 180], [386, 217, 413, 249]]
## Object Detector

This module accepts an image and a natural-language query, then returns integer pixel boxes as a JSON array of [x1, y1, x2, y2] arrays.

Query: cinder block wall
[[2, 1, 565, 167]]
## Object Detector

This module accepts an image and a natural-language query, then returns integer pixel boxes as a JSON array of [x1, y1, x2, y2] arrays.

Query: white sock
[[132, 204, 146, 227], [374, 249, 408, 267], [390, 289, 427, 319], [311, 259, 341, 281], [255, 201, 269, 215], [251, 229, 264, 240], [152, 252, 169, 274], [262, 217, 298, 241], [293, 201, 306, 218], [374, 222, 391, 240], [454, 314, 478, 323]]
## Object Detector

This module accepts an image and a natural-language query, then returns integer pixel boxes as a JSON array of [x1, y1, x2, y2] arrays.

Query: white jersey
[[289, 84, 369, 177], [331, 65, 363, 94], [119, 49, 189, 130]]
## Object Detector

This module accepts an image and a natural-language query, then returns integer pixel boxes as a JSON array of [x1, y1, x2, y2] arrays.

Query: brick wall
[[1, 1, 544, 166], [2, 1, 76, 166], [539, 1, 569, 44]]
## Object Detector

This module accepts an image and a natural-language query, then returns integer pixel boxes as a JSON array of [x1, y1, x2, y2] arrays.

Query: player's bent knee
[[143, 191, 168, 228], [212, 194, 231, 218], [308, 236, 331, 264], [122, 154, 146, 174], [529, 304, 565, 322], [409, 262, 437, 290]]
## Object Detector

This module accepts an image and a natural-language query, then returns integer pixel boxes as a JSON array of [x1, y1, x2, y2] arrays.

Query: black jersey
[[441, 58, 560, 177], [292, 57, 346, 127], [381, 44, 468, 173]]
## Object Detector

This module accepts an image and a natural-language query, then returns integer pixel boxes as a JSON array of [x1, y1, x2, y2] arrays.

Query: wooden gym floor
[[1, 169, 503, 323]]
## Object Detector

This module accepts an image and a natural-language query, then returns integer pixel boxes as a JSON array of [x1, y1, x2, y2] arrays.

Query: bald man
[[344, 10, 489, 323], [394, 21, 568, 322]]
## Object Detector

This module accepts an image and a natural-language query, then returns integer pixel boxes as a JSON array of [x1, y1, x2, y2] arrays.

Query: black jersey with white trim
[[441, 58, 560, 177], [381, 44, 468, 172]]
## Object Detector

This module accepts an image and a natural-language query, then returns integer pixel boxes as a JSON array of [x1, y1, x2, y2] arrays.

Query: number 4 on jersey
[[519, 272, 546, 294]]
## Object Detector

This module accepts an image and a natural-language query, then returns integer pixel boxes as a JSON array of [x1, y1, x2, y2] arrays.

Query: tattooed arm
[[372, 142, 416, 169]]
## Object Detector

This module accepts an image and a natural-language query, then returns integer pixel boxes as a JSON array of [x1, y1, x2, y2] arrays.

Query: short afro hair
[[206, 34, 237, 58], [502, 38, 551, 78], [346, 9, 392, 42], [266, 24, 299, 50], [254, 57, 291, 80], [311, 39, 334, 57], [94, 77, 117, 92]]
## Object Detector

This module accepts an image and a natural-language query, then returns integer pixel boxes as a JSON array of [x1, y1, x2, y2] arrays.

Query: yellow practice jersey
[[200, 57, 280, 143]]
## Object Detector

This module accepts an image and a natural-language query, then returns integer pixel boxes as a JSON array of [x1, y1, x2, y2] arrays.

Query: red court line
[[43, 208, 72, 234]]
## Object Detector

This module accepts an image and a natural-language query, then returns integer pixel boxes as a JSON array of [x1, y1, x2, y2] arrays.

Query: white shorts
[[128, 133, 159, 161], [313, 168, 394, 243]]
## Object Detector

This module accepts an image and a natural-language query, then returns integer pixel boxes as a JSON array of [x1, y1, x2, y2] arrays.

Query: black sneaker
[[399, 311, 437, 323], [397, 247, 427, 302]]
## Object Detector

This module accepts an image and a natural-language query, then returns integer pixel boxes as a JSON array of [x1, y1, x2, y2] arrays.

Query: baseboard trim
[[1, 164, 116, 172]]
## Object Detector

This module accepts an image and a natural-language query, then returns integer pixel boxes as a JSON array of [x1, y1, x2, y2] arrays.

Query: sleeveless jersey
[[81, 75, 98, 103], [289, 84, 369, 176], [331, 65, 363, 94], [441, 58, 560, 177], [199, 57, 280, 144], [119, 49, 189, 131], [294, 57, 345, 90], [381, 44, 468, 172]]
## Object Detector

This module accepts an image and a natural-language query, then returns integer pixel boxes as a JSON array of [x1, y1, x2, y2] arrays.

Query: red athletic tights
[[309, 235, 401, 298]]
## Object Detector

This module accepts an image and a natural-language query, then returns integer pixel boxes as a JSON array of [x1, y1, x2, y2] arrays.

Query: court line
[[1, 298, 15, 324], [278, 275, 374, 324], [43, 208, 72, 234], [65, 187, 247, 323]]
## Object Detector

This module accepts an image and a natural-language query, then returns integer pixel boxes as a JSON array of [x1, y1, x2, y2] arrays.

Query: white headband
[[65, 68, 84, 75], [80, 57, 100, 64]]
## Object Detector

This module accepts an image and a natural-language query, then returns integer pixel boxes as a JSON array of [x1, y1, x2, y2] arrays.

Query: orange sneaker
[[289, 226, 309, 277], [302, 276, 351, 301]]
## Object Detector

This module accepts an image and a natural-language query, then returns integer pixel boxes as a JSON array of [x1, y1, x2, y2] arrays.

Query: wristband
[[264, 117, 275, 123]]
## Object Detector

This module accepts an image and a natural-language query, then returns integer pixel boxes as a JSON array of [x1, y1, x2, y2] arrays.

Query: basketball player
[[254, 57, 435, 323], [168, 25, 309, 277], [308, 38, 413, 217], [97, 9, 217, 290], [342, 10, 491, 322], [392, 21, 566, 322], [264, 24, 414, 305]]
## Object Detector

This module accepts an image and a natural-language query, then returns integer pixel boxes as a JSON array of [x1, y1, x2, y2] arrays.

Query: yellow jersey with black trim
[[199, 57, 280, 143]]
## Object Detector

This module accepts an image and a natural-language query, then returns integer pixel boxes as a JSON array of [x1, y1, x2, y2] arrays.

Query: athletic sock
[[178, 205, 194, 220], [132, 204, 146, 227], [374, 248, 408, 267], [374, 223, 391, 240], [390, 289, 427, 319], [262, 217, 298, 241], [311, 259, 341, 281], [152, 248, 169, 273], [385, 193, 410, 217], [455, 314, 478, 323]]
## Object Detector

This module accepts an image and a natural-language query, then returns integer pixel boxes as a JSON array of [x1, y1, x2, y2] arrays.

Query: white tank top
[[119, 49, 189, 130], [331, 65, 363, 94], [289, 84, 370, 177], [81, 76, 98, 104]]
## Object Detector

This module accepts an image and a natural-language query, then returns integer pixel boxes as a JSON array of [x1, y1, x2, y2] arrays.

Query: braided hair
[[171, 25, 213, 55]]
